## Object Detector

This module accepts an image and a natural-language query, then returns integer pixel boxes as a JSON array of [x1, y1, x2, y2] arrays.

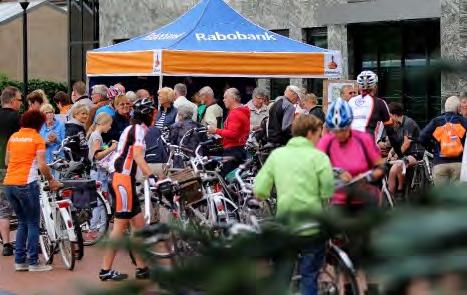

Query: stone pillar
[[441, 0, 467, 99], [327, 24, 349, 80], [257, 79, 271, 93], [289, 27, 305, 88]]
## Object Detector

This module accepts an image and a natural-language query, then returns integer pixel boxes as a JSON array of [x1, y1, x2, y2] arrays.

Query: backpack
[[433, 116, 466, 158]]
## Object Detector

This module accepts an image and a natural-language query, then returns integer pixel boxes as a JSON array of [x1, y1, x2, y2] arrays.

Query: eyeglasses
[[348, 91, 357, 95], [44, 111, 54, 114], [118, 103, 131, 107]]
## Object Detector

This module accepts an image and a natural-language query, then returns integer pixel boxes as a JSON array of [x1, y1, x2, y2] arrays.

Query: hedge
[[0, 73, 68, 102]]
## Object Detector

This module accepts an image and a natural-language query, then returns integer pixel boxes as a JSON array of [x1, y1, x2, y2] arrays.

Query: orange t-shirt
[[4, 128, 46, 185]]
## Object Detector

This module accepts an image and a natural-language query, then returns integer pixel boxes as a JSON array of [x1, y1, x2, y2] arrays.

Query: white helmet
[[357, 70, 378, 90]]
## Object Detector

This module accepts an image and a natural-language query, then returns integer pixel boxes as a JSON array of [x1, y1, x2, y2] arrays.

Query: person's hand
[[207, 125, 217, 134], [402, 135, 412, 150], [49, 179, 62, 191], [339, 171, 352, 183], [109, 140, 118, 151], [48, 133, 57, 143], [147, 174, 158, 187]]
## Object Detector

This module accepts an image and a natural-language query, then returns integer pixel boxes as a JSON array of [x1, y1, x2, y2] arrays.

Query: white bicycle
[[38, 180, 78, 270]]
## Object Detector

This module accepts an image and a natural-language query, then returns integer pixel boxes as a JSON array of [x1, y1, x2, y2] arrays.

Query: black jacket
[[267, 97, 295, 145], [102, 112, 130, 143], [309, 106, 325, 123], [64, 119, 89, 163]]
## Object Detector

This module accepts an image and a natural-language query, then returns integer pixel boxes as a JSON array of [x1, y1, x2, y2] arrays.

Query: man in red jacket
[[208, 88, 250, 176]]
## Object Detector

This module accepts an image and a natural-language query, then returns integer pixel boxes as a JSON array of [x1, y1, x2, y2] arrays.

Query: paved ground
[[0, 243, 136, 295]]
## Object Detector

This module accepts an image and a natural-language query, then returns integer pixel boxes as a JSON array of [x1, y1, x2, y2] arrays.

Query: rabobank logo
[[195, 31, 277, 41], [143, 32, 185, 41]]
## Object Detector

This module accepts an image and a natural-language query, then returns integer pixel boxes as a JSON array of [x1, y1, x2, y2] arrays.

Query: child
[[86, 113, 117, 240]]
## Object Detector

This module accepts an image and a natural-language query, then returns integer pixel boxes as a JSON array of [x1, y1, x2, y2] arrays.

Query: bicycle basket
[[169, 168, 202, 205], [61, 179, 98, 209]]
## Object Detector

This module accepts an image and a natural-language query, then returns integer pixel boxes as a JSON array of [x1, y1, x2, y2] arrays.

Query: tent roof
[[94, 0, 327, 54]]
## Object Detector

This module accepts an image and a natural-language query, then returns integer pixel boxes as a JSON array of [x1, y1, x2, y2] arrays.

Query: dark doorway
[[349, 19, 441, 126]]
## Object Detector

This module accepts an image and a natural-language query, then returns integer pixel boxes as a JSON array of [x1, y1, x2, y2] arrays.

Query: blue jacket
[[419, 112, 467, 165], [40, 119, 65, 163], [156, 105, 177, 127]]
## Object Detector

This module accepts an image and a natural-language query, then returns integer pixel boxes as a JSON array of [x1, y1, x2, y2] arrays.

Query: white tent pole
[[158, 75, 163, 90]]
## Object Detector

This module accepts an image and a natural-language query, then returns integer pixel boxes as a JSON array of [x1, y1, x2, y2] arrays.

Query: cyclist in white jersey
[[348, 71, 392, 137]]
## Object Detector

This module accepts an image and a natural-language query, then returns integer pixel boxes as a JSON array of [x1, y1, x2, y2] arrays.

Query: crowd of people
[[0, 70, 466, 292]]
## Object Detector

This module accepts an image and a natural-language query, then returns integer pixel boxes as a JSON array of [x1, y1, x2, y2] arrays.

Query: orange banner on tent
[[162, 50, 325, 76], [87, 51, 154, 75]]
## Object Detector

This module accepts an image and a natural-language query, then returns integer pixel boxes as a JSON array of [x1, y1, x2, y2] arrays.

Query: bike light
[[61, 189, 73, 199], [102, 191, 109, 200], [67, 220, 73, 229], [96, 181, 102, 190]]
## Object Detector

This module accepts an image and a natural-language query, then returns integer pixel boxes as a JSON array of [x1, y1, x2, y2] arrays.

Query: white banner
[[153, 50, 162, 74], [324, 51, 342, 78]]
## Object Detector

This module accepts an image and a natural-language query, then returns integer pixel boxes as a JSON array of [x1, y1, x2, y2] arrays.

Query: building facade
[[98, 0, 467, 123]]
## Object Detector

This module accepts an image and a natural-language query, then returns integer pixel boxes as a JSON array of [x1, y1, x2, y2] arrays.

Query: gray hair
[[1, 86, 20, 105], [125, 91, 137, 103], [445, 96, 460, 113], [225, 88, 241, 102], [340, 85, 354, 96], [460, 91, 467, 99], [174, 83, 187, 97], [252, 87, 269, 99], [177, 104, 194, 120], [92, 84, 108, 97], [199, 86, 214, 98]]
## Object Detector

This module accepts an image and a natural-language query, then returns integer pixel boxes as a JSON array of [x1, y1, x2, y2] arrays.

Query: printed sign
[[153, 50, 162, 74], [324, 51, 342, 78], [322, 79, 358, 111]]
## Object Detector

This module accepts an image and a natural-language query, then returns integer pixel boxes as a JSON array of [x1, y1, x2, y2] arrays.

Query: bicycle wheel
[[57, 210, 75, 270], [82, 193, 111, 246], [39, 211, 54, 264], [319, 246, 359, 295]]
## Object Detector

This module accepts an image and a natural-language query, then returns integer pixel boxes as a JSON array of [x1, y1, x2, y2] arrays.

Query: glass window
[[349, 20, 440, 126]]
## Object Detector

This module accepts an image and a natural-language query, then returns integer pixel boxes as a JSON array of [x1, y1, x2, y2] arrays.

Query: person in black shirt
[[300, 92, 325, 123], [386, 102, 424, 196], [0, 86, 22, 256]]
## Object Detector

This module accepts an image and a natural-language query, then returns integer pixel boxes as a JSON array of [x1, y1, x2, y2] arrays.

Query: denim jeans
[[299, 244, 326, 295], [5, 182, 41, 265], [90, 169, 109, 230]]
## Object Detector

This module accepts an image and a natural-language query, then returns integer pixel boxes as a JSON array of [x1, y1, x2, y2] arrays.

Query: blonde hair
[[302, 93, 318, 105], [87, 112, 113, 139], [158, 87, 175, 103], [40, 103, 55, 114], [292, 114, 322, 137], [72, 104, 89, 118], [114, 94, 129, 107], [31, 89, 49, 104]]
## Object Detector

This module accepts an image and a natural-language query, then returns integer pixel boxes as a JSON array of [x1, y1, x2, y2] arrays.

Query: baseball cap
[[288, 85, 304, 101]]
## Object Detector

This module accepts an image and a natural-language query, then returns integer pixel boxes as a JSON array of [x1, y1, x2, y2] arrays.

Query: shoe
[[2, 243, 13, 256], [29, 263, 53, 272], [14, 263, 28, 271], [99, 269, 128, 281], [83, 231, 99, 241], [135, 267, 150, 280]]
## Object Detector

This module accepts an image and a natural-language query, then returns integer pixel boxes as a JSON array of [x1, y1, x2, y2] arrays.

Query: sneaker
[[83, 231, 99, 241], [14, 263, 28, 271], [29, 263, 53, 272], [2, 243, 13, 256], [135, 267, 150, 280], [99, 269, 128, 281]]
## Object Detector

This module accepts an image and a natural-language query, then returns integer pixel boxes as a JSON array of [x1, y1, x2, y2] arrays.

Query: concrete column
[[440, 0, 467, 99], [289, 27, 305, 88], [327, 24, 349, 80]]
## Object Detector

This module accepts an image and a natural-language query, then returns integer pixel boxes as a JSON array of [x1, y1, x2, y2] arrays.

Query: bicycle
[[38, 180, 78, 270]]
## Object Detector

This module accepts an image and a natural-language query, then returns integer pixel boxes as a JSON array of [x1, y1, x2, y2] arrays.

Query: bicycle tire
[[73, 215, 84, 260], [319, 246, 359, 295], [57, 210, 75, 271], [82, 193, 111, 246], [39, 211, 54, 264]]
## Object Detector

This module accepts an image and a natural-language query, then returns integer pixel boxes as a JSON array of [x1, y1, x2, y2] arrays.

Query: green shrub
[[0, 73, 67, 101]]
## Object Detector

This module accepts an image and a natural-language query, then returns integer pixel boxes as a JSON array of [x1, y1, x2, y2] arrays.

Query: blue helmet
[[325, 98, 353, 130]]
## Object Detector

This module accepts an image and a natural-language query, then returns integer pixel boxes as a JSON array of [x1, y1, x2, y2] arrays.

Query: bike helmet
[[357, 70, 378, 90], [106, 85, 122, 100], [133, 97, 155, 115], [325, 98, 353, 130]]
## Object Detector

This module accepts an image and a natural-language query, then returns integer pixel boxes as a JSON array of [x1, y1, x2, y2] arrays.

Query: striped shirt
[[155, 111, 166, 129]]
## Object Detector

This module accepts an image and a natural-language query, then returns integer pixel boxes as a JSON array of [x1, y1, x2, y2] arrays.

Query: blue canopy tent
[[87, 0, 342, 87]]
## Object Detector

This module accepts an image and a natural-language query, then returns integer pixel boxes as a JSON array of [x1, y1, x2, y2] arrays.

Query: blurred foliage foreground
[[85, 184, 467, 295]]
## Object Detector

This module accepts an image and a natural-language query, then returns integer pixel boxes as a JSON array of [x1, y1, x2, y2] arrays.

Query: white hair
[[445, 96, 460, 113], [199, 86, 214, 98], [125, 91, 137, 102], [177, 104, 194, 120]]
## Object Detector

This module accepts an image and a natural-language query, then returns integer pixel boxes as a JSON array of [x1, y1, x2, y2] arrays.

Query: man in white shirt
[[173, 83, 197, 121], [199, 86, 223, 128]]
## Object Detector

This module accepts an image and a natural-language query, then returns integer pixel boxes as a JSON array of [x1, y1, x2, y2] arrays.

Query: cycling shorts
[[110, 172, 141, 219]]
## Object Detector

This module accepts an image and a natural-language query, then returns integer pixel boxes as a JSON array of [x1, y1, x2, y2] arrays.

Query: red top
[[215, 106, 250, 149]]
